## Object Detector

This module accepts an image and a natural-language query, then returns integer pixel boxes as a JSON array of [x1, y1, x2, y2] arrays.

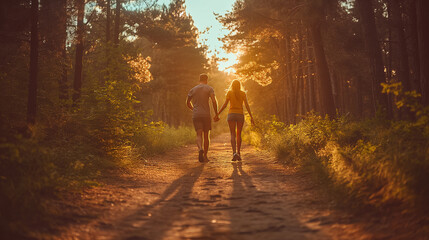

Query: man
[[186, 74, 219, 162]]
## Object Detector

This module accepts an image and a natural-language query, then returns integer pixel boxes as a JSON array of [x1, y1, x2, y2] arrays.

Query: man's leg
[[196, 129, 203, 151], [196, 128, 205, 162], [203, 130, 210, 159]]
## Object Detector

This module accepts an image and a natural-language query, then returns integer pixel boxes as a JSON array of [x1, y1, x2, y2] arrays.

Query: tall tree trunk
[[285, 35, 296, 123], [356, 78, 363, 118], [309, 22, 336, 118], [306, 28, 316, 112], [356, 0, 389, 115], [279, 36, 289, 122], [114, 0, 120, 46], [73, 0, 84, 104], [61, 44, 68, 100], [416, 0, 429, 105], [390, 0, 411, 91], [386, 0, 395, 118], [332, 71, 340, 113], [106, 0, 111, 43], [39, 0, 69, 100], [408, 0, 421, 92], [59, 0, 68, 100], [298, 28, 305, 117], [27, 0, 39, 125]]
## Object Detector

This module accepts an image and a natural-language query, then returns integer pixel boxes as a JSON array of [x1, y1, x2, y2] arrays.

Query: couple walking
[[186, 74, 254, 163]]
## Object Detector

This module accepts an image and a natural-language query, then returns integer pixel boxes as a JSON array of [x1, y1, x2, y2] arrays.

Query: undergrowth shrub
[[0, 112, 194, 235], [133, 122, 194, 156], [245, 113, 429, 208], [0, 46, 194, 234]]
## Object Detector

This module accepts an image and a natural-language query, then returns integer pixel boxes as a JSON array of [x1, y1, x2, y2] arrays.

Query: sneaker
[[198, 150, 204, 162], [237, 153, 242, 161], [232, 153, 238, 161]]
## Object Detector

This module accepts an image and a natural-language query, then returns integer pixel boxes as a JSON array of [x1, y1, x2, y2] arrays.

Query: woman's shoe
[[232, 153, 238, 161], [237, 153, 242, 161]]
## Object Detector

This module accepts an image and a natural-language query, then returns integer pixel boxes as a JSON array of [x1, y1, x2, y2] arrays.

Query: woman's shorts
[[227, 113, 244, 122]]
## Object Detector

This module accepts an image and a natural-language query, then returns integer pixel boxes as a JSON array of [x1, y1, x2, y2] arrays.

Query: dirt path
[[40, 133, 411, 240]]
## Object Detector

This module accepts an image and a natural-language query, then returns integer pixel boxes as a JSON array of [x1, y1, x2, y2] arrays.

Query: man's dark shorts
[[193, 117, 211, 131]]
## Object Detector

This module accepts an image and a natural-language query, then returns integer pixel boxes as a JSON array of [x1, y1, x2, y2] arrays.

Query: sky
[[159, 0, 238, 73]]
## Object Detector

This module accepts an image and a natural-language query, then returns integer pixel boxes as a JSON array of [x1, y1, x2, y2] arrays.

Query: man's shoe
[[198, 150, 204, 162], [237, 153, 242, 161], [232, 153, 238, 161]]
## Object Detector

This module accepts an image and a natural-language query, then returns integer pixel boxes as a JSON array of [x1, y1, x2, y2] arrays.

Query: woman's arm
[[218, 99, 229, 115], [244, 94, 255, 125]]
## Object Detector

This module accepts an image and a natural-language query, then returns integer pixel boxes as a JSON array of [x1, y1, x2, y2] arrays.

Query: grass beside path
[[244, 114, 429, 211], [0, 122, 195, 238]]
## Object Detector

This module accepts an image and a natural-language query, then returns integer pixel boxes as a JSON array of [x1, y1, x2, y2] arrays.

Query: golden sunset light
[[1, 0, 429, 239]]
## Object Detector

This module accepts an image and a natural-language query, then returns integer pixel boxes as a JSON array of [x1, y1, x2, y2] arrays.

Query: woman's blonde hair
[[229, 80, 244, 100]]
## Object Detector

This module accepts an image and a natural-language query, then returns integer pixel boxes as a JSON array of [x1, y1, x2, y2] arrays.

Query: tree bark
[[279, 36, 289, 122], [39, 0, 69, 100], [355, 0, 389, 115], [106, 0, 111, 43], [416, 0, 429, 105], [390, 0, 411, 91], [59, 0, 68, 100], [114, 0, 120, 46], [408, 0, 421, 92], [27, 0, 39, 125], [309, 22, 336, 118], [356, 77, 363, 118], [285, 35, 296, 123], [306, 28, 316, 112], [73, 0, 85, 104], [298, 29, 305, 117]]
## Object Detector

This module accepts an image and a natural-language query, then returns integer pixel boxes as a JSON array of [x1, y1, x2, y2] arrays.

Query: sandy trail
[[44, 133, 402, 240]]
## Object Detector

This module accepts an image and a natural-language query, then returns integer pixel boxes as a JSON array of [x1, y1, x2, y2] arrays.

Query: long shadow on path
[[111, 164, 205, 240], [228, 161, 317, 240]]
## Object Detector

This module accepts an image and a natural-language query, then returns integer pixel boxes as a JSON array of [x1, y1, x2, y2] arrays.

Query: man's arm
[[186, 96, 193, 111], [218, 99, 229, 115], [210, 93, 219, 118]]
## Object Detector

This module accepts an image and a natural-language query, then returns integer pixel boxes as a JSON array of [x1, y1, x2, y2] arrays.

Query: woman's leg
[[236, 121, 244, 155], [228, 120, 237, 154]]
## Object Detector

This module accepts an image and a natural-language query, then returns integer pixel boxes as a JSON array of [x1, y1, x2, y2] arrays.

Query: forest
[[1, 0, 429, 238]]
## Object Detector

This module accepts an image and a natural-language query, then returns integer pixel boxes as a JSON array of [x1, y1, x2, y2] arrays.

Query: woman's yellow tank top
[[226, 90, 246, 114]]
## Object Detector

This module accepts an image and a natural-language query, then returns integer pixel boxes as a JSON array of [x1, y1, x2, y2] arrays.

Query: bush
[[246, 113, 429, 208], [132, 122, 194, 156]]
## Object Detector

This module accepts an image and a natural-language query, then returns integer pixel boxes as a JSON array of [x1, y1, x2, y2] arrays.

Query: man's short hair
[[200, 74, 208, 82]]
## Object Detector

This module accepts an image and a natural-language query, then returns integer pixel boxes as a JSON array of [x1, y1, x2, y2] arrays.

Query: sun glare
[[218, 52, 240, 74], [183, 0, 237, 73]]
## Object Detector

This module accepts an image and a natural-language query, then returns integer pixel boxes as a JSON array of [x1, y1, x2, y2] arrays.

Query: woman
[[217, 80, 254, 161]]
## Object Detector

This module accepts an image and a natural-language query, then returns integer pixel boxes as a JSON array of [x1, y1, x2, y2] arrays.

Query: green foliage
[[246, 113, 429, 207], [126, 0, 209, 126], [0, 135, 55, 224], [0, 1, 202, 233], [382, 82, 429, 123], [132, 122, 194, 156]]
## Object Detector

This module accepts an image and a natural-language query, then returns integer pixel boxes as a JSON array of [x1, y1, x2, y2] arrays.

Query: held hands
[[213, 115, 220, 122]]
